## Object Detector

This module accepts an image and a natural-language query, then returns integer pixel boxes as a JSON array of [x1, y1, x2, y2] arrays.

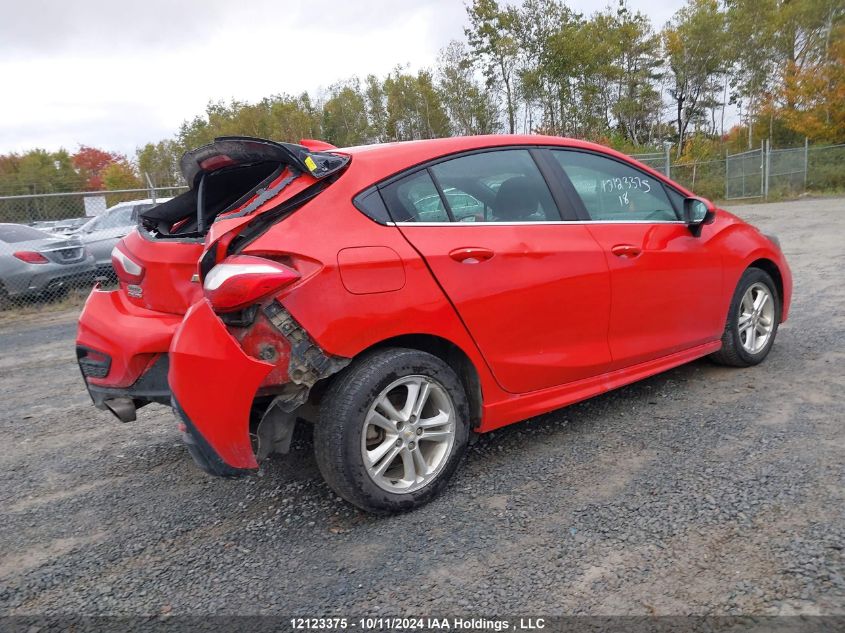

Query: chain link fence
[[0, 142, 843, 313], [0, 186, 185, 312], [726, 147, 765, 200], [629, 147, 671, 176]]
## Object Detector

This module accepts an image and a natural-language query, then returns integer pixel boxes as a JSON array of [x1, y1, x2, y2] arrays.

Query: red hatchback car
[[77, 135, 791, 513]]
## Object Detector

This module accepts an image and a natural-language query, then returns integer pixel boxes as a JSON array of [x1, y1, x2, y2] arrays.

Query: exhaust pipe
[[103, 397, 137, 423]]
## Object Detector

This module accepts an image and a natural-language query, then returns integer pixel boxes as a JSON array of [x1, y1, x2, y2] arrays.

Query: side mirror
[[683, 197, 715, 236]]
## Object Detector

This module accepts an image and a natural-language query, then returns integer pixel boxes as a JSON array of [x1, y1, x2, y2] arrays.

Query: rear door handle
[[449, 247, 495, 264], [611, 244, 642, 258]]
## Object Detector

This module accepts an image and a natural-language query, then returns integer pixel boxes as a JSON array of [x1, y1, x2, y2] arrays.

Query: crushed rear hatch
[[140, 136, 348, 240], [121, 137, 349, 314]]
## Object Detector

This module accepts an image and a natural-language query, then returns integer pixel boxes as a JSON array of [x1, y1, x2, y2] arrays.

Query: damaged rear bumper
[[77, 288, 182, 421], [168, 298, 274, 471], [168, 298, 351, 475], [172, 396, 253, 477], [82, 353, 170, 422]]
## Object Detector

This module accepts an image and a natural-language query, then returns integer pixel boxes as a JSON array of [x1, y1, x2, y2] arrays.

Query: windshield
[[81, 205, 142, 232]]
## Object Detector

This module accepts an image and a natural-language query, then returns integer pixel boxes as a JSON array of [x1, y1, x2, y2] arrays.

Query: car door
[[548, 149, 724, 370], [383, 148, 613, 394]]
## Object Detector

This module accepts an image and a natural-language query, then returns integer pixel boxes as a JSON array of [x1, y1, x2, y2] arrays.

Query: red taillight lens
[[111, 244, 145, 284], [203, 255, 300, 313], [13, 251, 49, 264]]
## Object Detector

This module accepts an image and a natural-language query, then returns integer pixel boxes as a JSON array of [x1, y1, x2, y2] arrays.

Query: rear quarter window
[[352, 188, 391, 224]]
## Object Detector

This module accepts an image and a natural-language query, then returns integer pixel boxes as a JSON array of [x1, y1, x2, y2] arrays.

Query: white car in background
[[75, 198, 171, 272]]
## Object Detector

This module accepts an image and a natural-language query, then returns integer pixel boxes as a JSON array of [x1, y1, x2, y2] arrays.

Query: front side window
[[430, 149, 559, 223], [552, 151, 679, 222]]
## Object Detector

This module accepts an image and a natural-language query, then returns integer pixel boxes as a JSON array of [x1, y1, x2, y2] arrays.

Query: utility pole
[[145, 172, 156, 203]]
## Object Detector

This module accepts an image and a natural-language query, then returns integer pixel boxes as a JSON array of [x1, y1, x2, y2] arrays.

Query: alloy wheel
[[361, 375, 456, 494], [738, 282, 775, 354]]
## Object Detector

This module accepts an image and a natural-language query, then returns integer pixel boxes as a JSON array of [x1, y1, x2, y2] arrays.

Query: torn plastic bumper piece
[[172, 397, 252, 477], [168, 298, 274, 471]]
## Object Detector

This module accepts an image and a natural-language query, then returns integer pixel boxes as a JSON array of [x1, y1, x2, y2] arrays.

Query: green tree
[[177, 94, 322, 150], [664, 0, 729, 155], [465, 0, 520, 133], [512, 0, 576, 135], [101, 161, 142, 190], [136, 140, 182, 187], [437, 41, 500, 135], [607, 3, 663, 146], [364, 74, 388, 142], [322, 79, 370, 147], [384, 68, 450, 141], [0, 149, 86, 221], [268, 93, 322, 142]]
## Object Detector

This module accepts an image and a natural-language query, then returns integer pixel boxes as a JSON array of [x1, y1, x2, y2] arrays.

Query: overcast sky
[[0, 0, 685, 157]]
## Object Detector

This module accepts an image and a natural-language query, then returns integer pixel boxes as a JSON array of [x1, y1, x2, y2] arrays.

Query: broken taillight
[[202, 255, 300, 313], [111, 244, 145, 284]]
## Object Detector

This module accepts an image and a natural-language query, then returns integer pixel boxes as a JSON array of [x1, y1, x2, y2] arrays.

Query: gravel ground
[[1, 197, 843, 616]]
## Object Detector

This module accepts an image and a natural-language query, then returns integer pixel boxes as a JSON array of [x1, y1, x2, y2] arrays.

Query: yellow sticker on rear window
[[304, 156, 318, 172]]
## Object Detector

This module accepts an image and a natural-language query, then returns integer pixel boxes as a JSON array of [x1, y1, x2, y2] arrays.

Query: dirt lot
[[1, 197, 843, 616]]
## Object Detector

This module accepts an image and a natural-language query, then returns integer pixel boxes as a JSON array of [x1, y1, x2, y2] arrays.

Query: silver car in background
[[0, 224, 97, 308], [75, 198, 170, 271]]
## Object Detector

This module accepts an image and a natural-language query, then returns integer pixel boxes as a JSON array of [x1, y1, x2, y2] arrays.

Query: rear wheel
[[710, 267, 780, 367], [314, 348, 469, 514]]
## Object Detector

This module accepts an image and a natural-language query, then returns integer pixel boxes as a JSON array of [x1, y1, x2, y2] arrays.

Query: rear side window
[[380, 171, 450, 223], [430, 150, 558, 223], [552, 150, 678, 222]]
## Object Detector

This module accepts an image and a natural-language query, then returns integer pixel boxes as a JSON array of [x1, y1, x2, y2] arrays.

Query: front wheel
[[314, 348, 469, 514], [710, 267, 781, 367]]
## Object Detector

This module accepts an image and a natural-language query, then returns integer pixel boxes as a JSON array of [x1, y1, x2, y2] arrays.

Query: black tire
[[709, 267, 781, 367], [314, 347, 470, 514]]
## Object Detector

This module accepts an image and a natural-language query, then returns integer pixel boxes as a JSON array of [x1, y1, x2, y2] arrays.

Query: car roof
[[339, 135, 621, 180], [337, 134, 690, 196]]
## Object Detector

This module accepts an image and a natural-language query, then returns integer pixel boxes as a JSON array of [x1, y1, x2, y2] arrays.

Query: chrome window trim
[[391, 220, 689, 227]]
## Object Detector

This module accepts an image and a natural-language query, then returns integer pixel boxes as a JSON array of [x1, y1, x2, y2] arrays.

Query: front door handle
[[449, 247, 495, 264], [611, 244, 642, 258]]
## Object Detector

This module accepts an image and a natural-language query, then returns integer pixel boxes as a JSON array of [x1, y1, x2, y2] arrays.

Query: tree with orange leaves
[[779, 24, 845, 143], [71, 146, 126, 190]]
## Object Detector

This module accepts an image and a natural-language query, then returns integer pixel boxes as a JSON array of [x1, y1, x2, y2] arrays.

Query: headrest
[[494, 177, 543, 220]]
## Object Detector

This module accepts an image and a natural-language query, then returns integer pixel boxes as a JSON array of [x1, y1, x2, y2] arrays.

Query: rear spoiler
[[180, 136, 347, 188]]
